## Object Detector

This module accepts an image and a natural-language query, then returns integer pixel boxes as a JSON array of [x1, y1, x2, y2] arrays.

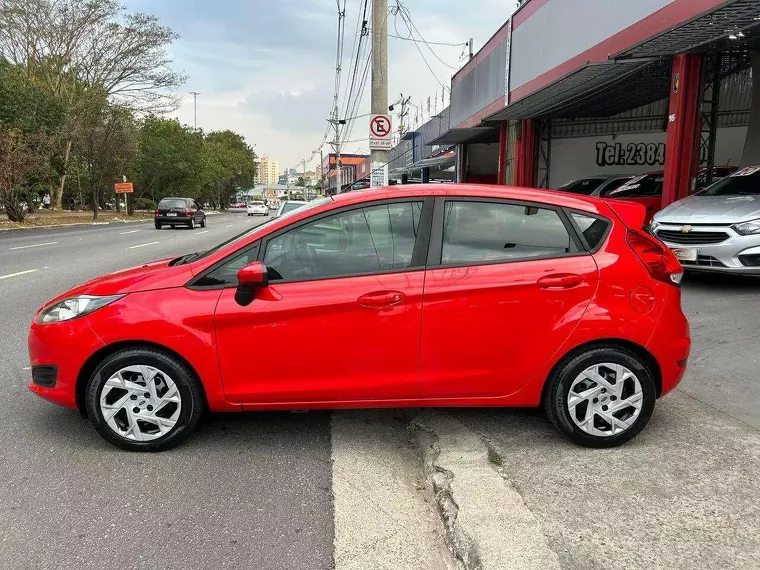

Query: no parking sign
[[369, 114, 392, 150]]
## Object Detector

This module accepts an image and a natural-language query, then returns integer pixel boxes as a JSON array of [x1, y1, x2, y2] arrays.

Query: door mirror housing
[[235, 261, 269, 306]]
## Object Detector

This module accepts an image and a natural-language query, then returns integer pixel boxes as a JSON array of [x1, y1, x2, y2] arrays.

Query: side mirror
[[235, 261, 269, 306]]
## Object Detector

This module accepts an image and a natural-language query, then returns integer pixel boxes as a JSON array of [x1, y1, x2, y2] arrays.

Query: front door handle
[[358, 290, 405, 308], [537, 273, 584, 290]]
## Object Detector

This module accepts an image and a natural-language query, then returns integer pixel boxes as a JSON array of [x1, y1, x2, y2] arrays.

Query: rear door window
[[441, 201, 577, 266]]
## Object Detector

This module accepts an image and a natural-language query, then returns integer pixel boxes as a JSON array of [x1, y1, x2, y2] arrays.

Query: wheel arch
[[543, 338, 663, 403], [75, 341, 208, 417]]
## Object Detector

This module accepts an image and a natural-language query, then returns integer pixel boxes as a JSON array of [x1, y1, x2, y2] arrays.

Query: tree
[[0, 130, 54, 221], [0, 58, 62, 220], [0, 0, 186, 209], [73, 95, 137, 219]]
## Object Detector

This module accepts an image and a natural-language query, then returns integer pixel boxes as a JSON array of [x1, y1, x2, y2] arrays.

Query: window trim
[[186, 241, 261, 290], [258, 197, 434, 285], [426, 196, 588, 270]]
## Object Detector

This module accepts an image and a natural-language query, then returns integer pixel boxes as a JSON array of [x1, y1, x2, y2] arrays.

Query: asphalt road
[[0, 211, 334, 570]]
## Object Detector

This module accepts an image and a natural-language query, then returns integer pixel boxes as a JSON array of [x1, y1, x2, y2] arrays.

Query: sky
[[124, 0, 517, 172]]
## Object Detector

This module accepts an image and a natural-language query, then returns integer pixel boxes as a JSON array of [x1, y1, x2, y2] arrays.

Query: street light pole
[[371, 0, 389, 175], [190, 91, 201, 129]]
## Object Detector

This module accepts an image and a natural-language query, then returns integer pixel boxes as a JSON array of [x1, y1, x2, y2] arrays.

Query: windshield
[[183, 198, 330, 263], [557, 178, 606, 195], [158, 199, 187, 209], [250, 201, 264, 205], [697, 167, 760, 196], [281, 202, 307, 214], [608, 174, 664, 197]]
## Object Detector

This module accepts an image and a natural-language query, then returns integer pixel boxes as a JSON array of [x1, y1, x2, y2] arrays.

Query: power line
[[388, 33, 467, 47], [394, 1, 458, 72]]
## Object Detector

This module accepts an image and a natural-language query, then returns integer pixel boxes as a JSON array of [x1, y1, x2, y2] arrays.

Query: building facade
[[255, 157, 280, 186]]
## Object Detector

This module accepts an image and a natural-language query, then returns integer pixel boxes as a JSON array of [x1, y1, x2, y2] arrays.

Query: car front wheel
[[544, 346, 656, 448], [85, 347, 204, 451]]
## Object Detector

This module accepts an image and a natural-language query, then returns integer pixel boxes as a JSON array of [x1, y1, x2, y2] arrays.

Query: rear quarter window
[[570, 213, 611, 251]]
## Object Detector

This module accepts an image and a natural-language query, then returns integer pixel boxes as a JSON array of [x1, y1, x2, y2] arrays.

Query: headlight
[[733, 218, 760, 236], [37, 294, 124, 324], [650, 219, 660, 231]]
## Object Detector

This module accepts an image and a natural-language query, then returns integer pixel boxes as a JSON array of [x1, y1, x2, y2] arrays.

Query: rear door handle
[[358, 290, 405, 308], [537, 273, 584, 290]]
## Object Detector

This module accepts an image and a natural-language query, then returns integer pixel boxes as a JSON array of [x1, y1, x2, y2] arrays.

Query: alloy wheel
[[99, 365, 182, 442], [567, 363, 643, 437]]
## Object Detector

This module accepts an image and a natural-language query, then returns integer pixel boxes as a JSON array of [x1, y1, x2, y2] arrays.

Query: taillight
[[626, 229, 683, 285], [183, 208, 191, 216], [154, 209, 159, 216]]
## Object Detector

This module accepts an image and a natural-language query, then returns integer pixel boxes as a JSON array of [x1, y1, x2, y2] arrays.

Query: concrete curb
[[409, 411, 562, 570]]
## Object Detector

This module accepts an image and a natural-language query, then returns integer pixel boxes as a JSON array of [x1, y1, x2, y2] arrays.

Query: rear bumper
[[646, 287, 691, 397], [155, 215, 192, 223], [27, 316, 105, 410]]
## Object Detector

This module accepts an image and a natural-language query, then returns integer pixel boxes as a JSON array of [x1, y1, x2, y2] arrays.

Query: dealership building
[[387, 0, 760, 208]]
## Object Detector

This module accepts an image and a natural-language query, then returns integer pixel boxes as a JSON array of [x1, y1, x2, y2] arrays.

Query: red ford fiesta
[[28, 185, 690, 451]]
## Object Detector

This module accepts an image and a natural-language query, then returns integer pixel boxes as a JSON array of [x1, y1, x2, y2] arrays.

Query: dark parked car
[[155, 198, 206, 230]]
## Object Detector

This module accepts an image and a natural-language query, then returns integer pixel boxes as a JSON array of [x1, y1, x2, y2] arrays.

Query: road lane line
[[225, 224, 234, 227], [197, 230, 209, 234], [0, 269, 38, 280], [128, 241, 160, 249], [8, 241, 58, 250], [119, 229, 141, 235]]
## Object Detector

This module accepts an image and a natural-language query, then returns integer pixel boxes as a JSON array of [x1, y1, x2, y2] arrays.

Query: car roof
[[321, 184, 606, 214]]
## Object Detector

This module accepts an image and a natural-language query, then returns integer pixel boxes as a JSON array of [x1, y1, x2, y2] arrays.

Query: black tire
[[200, 217, 206, 228], [154, 222, 161, 230], [544, 346, 656, 448], [85, 347, 205, 452], [188, 217, 195, 229]]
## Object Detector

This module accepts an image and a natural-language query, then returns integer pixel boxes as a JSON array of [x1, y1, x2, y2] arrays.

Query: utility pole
[[320, 148, 325, 195], [371, 0, 389, 176], [328, 112, 345, 194], [190, 91, 201, 129], [468, 38, 474, 60]]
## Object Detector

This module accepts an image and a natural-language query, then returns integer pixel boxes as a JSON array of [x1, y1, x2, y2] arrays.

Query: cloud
[[124, 0, 511, 170]]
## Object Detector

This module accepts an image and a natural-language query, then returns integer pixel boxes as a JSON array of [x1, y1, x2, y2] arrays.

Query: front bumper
[[28, 316, 105, 410], [655, 223, 760, 274]]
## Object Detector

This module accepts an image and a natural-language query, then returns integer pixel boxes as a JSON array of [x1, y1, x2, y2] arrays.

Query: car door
[[212, 198, 432, 405], [419, 198, 599, 399]]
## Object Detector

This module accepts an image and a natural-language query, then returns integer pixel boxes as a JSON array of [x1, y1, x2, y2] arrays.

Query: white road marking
[[119, 229, 141, 235], [197, 230, 209, 235], [225, 224, 234, 228], [8, 241, 58, 250], [0, 269, 38, 280], [128, 241, 160, 249], [22, 367, 31, 371]]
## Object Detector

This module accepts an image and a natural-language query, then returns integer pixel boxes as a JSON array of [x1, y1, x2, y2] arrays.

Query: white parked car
[[247, 201, 269, 216], [275, 200, 308, 217]]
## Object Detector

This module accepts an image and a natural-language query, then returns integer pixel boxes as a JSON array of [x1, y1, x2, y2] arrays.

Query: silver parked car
[[651, 166, 760, 274]]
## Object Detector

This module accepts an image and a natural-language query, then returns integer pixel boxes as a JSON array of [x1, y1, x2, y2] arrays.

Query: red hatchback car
[[28, 185, 690, 451]]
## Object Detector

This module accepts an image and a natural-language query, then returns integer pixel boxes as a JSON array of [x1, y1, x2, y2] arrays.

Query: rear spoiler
[[602, 199, 647, 230]]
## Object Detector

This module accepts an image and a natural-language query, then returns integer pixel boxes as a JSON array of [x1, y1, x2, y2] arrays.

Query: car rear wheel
[[85, 348, 204, 451], [544, 346, 656, 448], [188, 217, 195, 229], [200, 217, 206, 228], [154, 222, 161, 230]]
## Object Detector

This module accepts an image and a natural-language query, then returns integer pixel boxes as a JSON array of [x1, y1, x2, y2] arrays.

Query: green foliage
[[133, 197, 156, 210]]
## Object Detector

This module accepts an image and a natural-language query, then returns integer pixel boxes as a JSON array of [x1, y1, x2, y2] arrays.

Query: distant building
[[255, 157, 280, 186]]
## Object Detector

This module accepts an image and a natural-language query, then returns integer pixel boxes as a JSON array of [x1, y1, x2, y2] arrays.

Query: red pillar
[[514, 119, 536, 187], [663, 54, 703, 206], [497, 121, 508, 185]]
